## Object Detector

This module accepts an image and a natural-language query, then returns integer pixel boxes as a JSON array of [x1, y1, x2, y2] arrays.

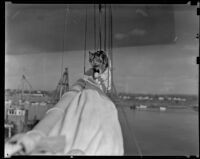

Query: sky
[[5, 3, 199, 95]]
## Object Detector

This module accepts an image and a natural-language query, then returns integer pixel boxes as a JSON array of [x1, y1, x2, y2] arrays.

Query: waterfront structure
[[158, 97, 164, 101], [160, 107, 167, 111], [5, 100, 12, 120], [5, 124, 14, 138], [136, 105, 147, 109], [7, 108, 28, 133]]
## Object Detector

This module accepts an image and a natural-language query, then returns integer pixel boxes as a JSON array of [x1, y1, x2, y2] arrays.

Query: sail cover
[[44, 78, 124, 155]]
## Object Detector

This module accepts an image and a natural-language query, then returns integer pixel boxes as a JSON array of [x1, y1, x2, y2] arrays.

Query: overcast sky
[[5, 4, 198, 94]]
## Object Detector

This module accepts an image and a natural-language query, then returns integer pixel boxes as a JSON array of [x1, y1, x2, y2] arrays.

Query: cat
[[89, 50, 109, 74]]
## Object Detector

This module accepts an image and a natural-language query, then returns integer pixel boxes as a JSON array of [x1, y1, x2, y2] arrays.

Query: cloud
[[183, 44, 198, 51], [135, 9, 148, 17], [114, 33, 128, 40], [115, 28, 146, 40], [130, 28, 146, 36]]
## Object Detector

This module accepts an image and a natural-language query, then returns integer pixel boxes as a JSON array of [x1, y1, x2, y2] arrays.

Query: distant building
[[181, 98, 186, 102], [167, 97, 172, 100], [27, 104, 48, 121], [5, 100, 12, 120], [160, 107, 167, 111], [143, 96, 149, 100], [5, 100, 12, 106], [176, 98, 181, 101], [173, 97, 178, 101], [136, 96, 143, 100], [123, 96, 130, 100], [36, 90, 41, 94], [5, 123, 14, 138], [31, 102, 39, 106], [31, 93, 44, 97], [174, 98, 186, 102], [158, 97, 164, 101], [136, 105, 147, 109], [7, 108, 28, 133]]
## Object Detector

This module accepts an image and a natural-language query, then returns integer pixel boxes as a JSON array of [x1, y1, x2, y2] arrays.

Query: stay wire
[[99, 4, 102, 51], [94, 4, 97, 51], [109, 4, 117, 96], [61, 7, 69, 78], [109, 4, 113, 91], [120, 107, 143, 156], [84, 7, 88, 76], [104, 4, 107, 52], [110, 4, 114, 95], [108, 4, 112, 94]]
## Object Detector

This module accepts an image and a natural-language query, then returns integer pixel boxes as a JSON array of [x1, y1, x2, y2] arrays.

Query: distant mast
[[55, 67, 69, 102], [18, 74, 32, 102]]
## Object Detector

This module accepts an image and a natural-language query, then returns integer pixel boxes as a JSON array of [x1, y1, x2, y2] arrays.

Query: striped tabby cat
[[89, 50, 109, 74]]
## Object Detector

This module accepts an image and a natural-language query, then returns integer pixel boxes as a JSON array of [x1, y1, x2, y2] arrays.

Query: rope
[[107, 4, 112, 94], [83, 7, 88, 76], [99, 4, 102, 51], [94, 4, 97, 51], [110, 5, 113, 52], [59, 7, 69, 100], [104, 4, 107, 52], [110, 5, 115, 95], [120, 107, 143, 156], [61, 8, 69, 78], [104, 4, 109, 93], [109, 4, 117, 96]]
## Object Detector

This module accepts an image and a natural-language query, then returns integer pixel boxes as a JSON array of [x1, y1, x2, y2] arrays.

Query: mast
[[54, 67, 69, 102], [19, 74, 32, 103]]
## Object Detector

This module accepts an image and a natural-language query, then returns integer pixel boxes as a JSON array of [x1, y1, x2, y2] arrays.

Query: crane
[[54, 67, 69, 102]]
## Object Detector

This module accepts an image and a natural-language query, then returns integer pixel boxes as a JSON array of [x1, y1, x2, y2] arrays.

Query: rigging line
[[109, 4, 117, 95], [99, 4, 102, 51], [61, 7, 69, 78], [107, 4, 112, 93], [94, 4, 96, 51], [108, 4, 112, 94], [103, 4, 108, 92], [84, 7, 88, 75], [106, 4, 109, 93], [105, 5, 109, 92], [120, 107, 143, 156], [109, 5, 113, 66], [104, 4, 107, 52]]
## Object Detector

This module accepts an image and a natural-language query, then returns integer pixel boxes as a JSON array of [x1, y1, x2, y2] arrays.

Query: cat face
[[89, 51, 109, 74]]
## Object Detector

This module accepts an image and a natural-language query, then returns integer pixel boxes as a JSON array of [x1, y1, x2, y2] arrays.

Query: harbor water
[[117, 107, 199, 156]]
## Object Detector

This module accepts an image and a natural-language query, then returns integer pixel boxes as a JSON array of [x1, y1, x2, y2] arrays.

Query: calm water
[[117, 107, 199, 156]]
